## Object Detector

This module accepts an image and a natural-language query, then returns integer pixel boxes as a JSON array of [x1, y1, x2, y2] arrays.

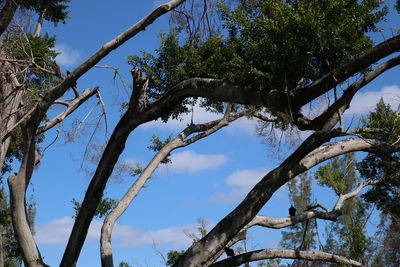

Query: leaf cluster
[[71, 195, 118, 219], [220, 0, 386, 91], [128, 0, 386, 121], [166, 250, 185, 266], [2, 32, 61, 96]]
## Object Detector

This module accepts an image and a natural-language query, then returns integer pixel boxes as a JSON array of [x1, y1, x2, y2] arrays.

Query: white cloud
[[345, 85, 400, 116], [211, 167, 269, 204], [35, 217, 102, 244], [35, 217, 200, 248], [54, 43, 81, 67], [161, 150, 228, 174]]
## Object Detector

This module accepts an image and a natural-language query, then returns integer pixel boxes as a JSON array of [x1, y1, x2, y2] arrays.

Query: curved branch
[[293, 35, 400, 109], [333, 179, 383, 210], [175, 135, 400, 266], [295, 55, 400, 130], [209, 248, 362, 267]]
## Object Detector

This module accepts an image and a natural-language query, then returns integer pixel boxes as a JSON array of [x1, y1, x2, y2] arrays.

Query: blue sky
[[11, 0, 400, 266]]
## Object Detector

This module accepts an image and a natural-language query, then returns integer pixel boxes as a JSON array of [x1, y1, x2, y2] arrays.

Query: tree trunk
[[0, 0, 18, 36], [0, 51, 23, 169], [60, 111, 138, 267]]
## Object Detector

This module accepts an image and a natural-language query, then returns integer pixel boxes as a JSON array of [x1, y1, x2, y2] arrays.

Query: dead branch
[[37, 87, 99, 134]]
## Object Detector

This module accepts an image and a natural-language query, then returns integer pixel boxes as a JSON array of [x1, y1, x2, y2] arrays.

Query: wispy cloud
[[345, 85, 400, 116], [161, 150, 228, 174], [211, 167, 270, 204], [54, 43, 81, 67], [35, 217, 201, 248]]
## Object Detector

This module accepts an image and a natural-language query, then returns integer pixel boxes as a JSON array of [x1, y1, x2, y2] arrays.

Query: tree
[[316, 153, 370, 265], [357, 99, 400, 266], [1, 0, 400, 267]]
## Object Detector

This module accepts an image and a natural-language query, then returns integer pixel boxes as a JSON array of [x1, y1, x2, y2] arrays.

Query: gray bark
[[8, 122, 47, 267]]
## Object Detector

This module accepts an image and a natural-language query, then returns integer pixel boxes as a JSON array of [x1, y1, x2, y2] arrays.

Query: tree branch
[[333, 179, 383, 210], [295, 55, 400, 130], [293, 35, 400, 109], [209, 248, 362, 267], [43, 0, 186, 110], [37, 87, 99, 134]]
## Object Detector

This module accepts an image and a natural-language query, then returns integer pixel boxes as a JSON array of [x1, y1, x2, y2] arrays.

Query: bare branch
[[209, 248, 362, 267], [44, 0, 186, 109], [37, 87, 99, 134], [333, 179, 383, 210], [296, 55, 400, 130], [253, 113, 278, 122]]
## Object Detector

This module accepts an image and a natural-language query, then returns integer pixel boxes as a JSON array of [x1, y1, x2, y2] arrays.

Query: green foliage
[[3, 32, 58, 64], [220, 0, 385, 91], [71, 194, 118, 219], [147, 134, 173, 164], [129, 0, 386, 121], [358, 99, 400, 217], [1, 32, 61, 99], [315, 153, 357, 195], [23, 0, 71, 24], [128, 163, 143, 177], [167, 250, 185, 266]]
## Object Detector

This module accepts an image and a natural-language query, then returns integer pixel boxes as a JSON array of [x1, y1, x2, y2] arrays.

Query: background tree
[[357, 99, 400, 266], [316, 153, 370, 265], [280, 172, 317, 267]]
